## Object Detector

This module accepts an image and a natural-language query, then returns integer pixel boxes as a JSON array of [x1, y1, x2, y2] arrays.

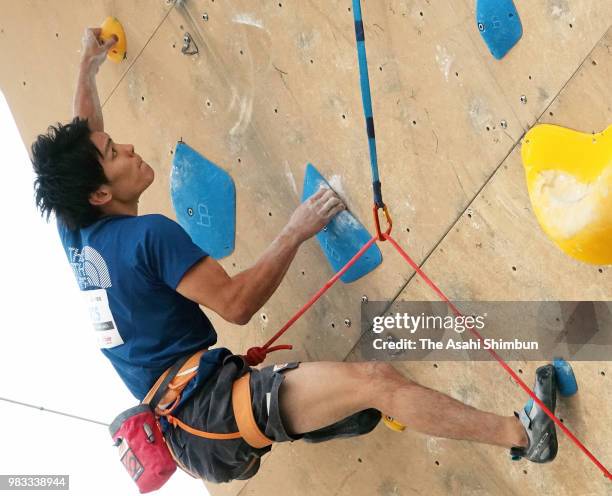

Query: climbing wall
[[0, 0, 610, 494]]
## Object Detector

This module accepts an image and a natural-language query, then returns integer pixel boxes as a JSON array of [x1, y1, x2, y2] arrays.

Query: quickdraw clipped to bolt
[[373, 203, 392, 241]]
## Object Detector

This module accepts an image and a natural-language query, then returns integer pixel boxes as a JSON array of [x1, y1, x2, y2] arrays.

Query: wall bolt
[[344, 319, 351, 327], [202, 13, 209, 21], [478, 22, 484, 31], [361, 295, 368, 303], [500, 120, 508, 129], [520, 95, 528, 104], [187, 208, 194, 216]]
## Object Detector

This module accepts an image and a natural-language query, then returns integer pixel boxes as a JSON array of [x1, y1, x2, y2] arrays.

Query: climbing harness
[[240, 0, 611, 480], [110, 349, 274, 492]]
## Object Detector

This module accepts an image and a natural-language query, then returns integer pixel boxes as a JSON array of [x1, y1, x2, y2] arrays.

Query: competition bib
[[81, 289, 124, 348]]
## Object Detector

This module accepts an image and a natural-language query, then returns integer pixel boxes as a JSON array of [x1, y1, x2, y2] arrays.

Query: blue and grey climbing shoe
[[510, 364, 558, 463]]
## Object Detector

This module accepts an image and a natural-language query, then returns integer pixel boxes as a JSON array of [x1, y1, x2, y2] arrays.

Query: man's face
[[90, 131, 154, 206]]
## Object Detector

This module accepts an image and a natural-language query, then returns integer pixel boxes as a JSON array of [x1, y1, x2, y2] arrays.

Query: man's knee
[[354, 362, 411, 388], [351, 362, 419, 413]]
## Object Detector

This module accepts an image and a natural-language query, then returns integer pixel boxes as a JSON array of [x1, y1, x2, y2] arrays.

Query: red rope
[[244, 235, 378, 366], [383, 233, 611, 479], [244, 231, 611, 479]]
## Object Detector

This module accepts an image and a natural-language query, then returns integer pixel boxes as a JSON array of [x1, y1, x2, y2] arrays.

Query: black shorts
[[164, 354, 381, 483]]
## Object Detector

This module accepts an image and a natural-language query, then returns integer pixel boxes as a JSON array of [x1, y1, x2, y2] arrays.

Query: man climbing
[[30, 28, 559, 484]]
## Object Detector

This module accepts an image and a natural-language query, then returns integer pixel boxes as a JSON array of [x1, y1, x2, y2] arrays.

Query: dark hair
[[31, 117, 107, 229]]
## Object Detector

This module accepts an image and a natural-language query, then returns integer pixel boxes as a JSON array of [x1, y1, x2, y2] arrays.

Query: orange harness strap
[[165, 415, 242, 440], [160, 372, 272, 449], [142, 367, 172, 405], [232, 374, 273, 449], [163, 424, 200, 479], [143, 349, 206, 410]]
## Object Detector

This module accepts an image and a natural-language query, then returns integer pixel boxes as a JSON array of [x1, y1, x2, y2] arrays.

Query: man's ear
[[89, 185, 113, 207]]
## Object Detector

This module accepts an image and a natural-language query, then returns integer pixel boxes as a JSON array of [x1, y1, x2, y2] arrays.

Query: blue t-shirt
[[57, 214, 228, 401]]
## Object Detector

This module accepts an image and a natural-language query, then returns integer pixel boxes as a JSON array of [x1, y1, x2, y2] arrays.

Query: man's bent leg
[[278, 361, 528, 449]]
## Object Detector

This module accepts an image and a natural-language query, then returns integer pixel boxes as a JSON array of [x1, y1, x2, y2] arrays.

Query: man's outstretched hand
[[73, 28, 116, 131], [80, 27, 117, 73], [286, 187, 346, 243]]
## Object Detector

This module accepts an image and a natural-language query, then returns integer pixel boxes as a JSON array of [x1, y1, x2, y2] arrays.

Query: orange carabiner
[[373, 204, 392, 241]]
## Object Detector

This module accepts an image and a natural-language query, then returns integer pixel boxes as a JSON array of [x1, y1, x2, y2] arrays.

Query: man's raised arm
[[73, 28, 116, 132]]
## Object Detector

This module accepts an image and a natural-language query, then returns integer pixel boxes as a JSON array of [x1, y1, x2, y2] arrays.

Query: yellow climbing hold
[[521, 124, 612, 265], [100, 16, 127, 63], [383, 415, 406, 432]]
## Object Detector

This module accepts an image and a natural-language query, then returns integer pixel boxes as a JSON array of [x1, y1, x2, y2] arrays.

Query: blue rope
[[352, 0, 383, 208]]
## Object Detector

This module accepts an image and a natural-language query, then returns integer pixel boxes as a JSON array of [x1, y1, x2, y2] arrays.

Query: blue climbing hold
[[170, 142, 236, 259], [553, 358, 578, 397], [476, 0, 523, 60], [302, 163, 382, 283]]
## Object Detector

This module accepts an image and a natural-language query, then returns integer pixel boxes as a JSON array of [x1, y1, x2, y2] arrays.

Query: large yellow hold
[[100, 16, 127, 63], [521, 124, 612, 265]]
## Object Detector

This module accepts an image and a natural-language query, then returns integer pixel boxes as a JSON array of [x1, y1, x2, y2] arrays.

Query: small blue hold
[[476, 0, 523, 59], [553, 357, 578, 397]]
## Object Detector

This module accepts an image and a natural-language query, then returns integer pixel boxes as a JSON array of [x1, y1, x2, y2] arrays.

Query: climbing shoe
[[510, 364, 558, 463]]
